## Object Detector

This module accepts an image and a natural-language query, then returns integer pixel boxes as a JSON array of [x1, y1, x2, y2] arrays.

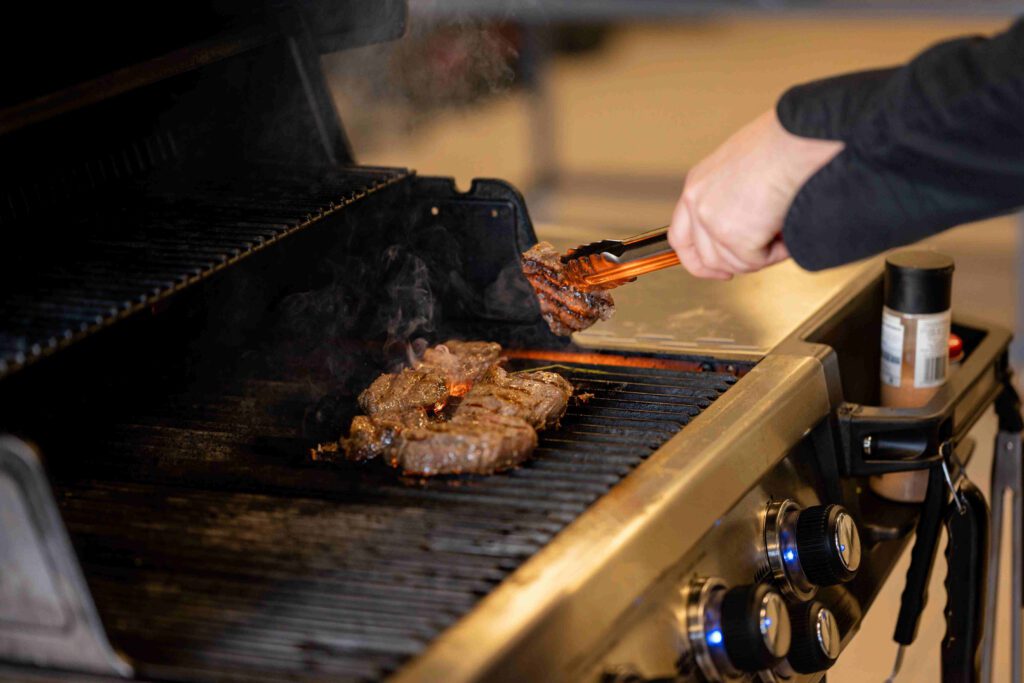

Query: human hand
[[667, 109, 844, 279]]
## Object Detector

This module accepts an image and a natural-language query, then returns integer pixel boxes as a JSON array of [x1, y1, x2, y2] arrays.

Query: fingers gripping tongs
[[981, 379, 1023, 683], [561, 226, 680, 289]]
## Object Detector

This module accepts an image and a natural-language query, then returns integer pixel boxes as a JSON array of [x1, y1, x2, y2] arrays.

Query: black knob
[[720, 583, 791, 671], [787, 601, 841, 674], [796, 505, 861, 586]]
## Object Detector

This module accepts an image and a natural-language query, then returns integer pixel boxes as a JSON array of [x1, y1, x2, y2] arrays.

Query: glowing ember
[[447, 380, 472, 397]]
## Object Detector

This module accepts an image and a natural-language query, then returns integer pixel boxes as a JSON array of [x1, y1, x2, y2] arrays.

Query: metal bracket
[[835, 323, 1010, 478], [982, 427, 1023, 683], [0, 435, 132, 677]]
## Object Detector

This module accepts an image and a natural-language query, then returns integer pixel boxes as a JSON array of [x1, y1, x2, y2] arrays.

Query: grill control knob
[[786, 601, 841, 674], [796, 505, 861, 586], [720, 583, 792, 672], [682, 578, 791, 681], [765, 501, 861, 599]]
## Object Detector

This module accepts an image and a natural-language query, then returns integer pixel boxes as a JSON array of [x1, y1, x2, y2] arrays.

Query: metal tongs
[[561, 226, 679, 289], [885, 374, 1023, 683]]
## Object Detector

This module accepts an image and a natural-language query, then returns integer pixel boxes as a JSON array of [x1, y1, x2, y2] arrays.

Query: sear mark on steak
[[357, 340, 501, 417], [418, 340, 501, 396], [344, 410, 430, 462], [358, 370, 447, 416], [329, 340, 573, 476], [521, 241, 615, 337], [392, 412, 538, 476], [391, 366, 573, 476], [459, 365, 572, 431]]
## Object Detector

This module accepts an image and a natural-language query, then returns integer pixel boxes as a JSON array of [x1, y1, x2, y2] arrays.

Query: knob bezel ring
[[764, 499, 816, 601], [683, 577, 741, 682]]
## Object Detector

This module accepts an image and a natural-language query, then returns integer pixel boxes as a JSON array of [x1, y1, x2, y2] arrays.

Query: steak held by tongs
[[521, 242, 616, 337], [521, 227, 680, 337]]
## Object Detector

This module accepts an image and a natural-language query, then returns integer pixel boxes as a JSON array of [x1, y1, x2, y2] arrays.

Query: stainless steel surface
[[834, 511, 861, 573], [392, 352, 833, 682], [983, 429, 1023, 683], [537, 218, 870, 358], [764, 500, 816, 601], [759, 592, 791, 657], [0, 436, 131, 677], [816, 609, 840, 660], [579, 446, 877, 682]]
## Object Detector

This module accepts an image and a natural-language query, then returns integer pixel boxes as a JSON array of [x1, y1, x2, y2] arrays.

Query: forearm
[[778, 19, 1024, 270]]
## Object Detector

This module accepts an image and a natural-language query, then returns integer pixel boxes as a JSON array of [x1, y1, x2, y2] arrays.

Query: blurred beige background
[[326, 15, 1018, 682]]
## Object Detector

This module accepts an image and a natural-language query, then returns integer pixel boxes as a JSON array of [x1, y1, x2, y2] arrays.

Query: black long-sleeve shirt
[[777, 19, 1024, 271]]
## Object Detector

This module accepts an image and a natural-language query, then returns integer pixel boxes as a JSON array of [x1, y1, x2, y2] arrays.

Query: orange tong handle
[[581, 251, 680, 287]]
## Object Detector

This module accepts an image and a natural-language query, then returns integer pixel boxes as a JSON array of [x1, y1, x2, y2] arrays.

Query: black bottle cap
[[884, 251, 954, 314]]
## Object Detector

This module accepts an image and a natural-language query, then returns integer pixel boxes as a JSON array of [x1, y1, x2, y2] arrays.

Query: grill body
[[0, 5, 1013, 683]]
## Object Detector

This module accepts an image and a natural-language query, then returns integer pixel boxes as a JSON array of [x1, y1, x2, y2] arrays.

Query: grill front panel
[[54, 361, 739, 681]]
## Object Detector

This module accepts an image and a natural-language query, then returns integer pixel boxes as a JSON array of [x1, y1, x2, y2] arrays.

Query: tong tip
[[560, 239, 623, 264], [884, 645, 906, 683]]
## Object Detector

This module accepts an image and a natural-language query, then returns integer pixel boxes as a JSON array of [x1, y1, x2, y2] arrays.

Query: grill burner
[[52, 360, 738, 682]]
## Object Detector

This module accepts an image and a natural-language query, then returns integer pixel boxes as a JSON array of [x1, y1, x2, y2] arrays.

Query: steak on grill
[[459, 365, 572, 430], [358, 370, 448, 416], [418, 340, 502, 395], [334, 341, 573, 475], [521, 241, 615, 336], [357, 339, 501, 418], [390, 412, 538, 476], [345, 410, 429, 462]]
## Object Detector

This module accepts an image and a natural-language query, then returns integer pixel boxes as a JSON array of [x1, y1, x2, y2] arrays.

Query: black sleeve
[[777, 19, 1024, 271]]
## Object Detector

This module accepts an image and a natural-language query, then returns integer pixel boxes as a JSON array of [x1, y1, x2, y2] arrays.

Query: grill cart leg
[[0, 435, 132, 677], [982, 382, 1023, 683]]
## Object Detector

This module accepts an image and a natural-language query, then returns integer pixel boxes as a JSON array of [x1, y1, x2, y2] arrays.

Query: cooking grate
[[0, 165, 408, 380], [54, 361, 738, 682]]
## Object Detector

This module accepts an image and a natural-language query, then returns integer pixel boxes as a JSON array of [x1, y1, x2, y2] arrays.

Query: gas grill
[[0, 4, 1014, 683]]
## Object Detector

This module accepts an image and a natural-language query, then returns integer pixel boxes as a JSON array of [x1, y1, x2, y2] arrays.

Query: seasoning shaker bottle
[[870, 251, 955, 503]]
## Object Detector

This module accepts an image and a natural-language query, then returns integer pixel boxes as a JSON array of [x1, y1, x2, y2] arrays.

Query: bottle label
[[881, 311, 904, 388], [914, 310, 951, 388]]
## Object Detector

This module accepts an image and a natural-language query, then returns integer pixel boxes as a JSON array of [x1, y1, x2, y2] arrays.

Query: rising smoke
[[321, 3, 521, 149]]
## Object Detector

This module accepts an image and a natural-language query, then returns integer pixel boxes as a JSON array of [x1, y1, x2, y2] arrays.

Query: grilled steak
[[358, 339, 501, 418], [345, 410, 429, 462], [418, 340, 501, 395], [390, 412, 538, 476], [521, 241, 615, 336], [335, 340, 574, 475], [358, 369, 448, 416], [459, 366, 572, 430], [386, 367, 571, 475]]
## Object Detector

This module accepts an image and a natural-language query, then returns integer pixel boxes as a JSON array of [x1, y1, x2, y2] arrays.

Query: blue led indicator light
[[840, 544, 846, 552], [784, 549, 796, 562], [707, 629, 723, 646], [762, 617, 772, 628]]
